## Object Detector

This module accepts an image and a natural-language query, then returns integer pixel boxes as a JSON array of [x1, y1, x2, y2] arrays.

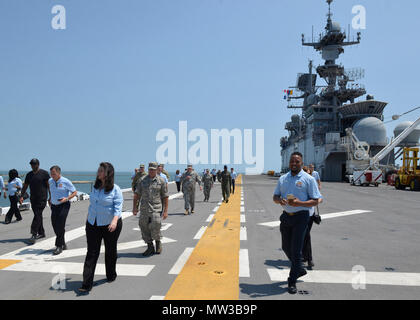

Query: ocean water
[[0, 171, 176, 208]]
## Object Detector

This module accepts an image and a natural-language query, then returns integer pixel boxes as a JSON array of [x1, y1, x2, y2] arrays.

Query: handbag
[[15, 190, 29, 200], [313, 205, 322, 225]]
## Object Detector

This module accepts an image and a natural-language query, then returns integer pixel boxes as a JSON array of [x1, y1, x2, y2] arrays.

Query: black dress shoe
[[307, 260, 315, 268], [4, 220, 11, 225], [16, 218, 22, 222], [36, 234, 46, 240], [107, 275, 117, 283], [62, 244, 68, 250], [78, 286, 91, 293], [29, 235, 37, 245], [53, 247, 63, 255], [288, 282, 297, 295]]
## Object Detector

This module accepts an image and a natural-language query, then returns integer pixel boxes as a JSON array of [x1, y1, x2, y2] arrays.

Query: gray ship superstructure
[[280, 0, 392, 181]]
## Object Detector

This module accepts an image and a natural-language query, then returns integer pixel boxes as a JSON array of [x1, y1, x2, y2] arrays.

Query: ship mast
[[301, 0, 364, 105]]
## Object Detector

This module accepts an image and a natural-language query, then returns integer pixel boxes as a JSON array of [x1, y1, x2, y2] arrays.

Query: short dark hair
[[50, 165, 61, 173], [290, 152, 303, 160], [94, 162, 115, 193], [8, 169, 19, 183]]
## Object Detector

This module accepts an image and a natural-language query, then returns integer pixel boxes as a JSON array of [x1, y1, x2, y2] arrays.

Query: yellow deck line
[[0, 259, 21, 270], [165, 175, 242, 300]]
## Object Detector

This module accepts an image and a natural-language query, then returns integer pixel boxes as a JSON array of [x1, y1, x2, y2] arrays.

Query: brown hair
[[94, 162, 115, 193]]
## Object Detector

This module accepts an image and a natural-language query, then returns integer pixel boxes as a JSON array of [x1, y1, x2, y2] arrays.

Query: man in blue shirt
[[48, 166, 78, 255], [157, 165, 169, 185], [211, 169, 217, 182], [273, 152, 322, 294], [230, 168, 237, 194]]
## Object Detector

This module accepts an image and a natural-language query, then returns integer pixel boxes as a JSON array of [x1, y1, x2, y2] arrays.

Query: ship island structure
[[280, 0, 394, 181]]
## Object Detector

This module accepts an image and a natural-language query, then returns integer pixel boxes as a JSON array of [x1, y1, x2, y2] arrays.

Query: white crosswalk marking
[[258, 210, 373, 228], [321, 210, 372, 220], [240, 226, 247, 241], [133, 223, 172, 232], [193, 227, 207, 240], [168, 248, 194, 275], [3, 261, 155, 277], [267, 268, 420, 287], [239, 249, 250, 278], [36, 237, 177, 261]]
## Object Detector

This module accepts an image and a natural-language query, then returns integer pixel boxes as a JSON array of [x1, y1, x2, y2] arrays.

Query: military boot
[[155, 240, 162, 254], [184, 209, 189, 215], [142, 242, 155, 257]]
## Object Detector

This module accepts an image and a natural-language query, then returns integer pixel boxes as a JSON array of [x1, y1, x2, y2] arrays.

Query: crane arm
[[370, 116, 420, 167]]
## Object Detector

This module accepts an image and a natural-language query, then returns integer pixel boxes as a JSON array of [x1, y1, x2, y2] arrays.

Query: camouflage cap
[[187, 164, 193, 168], [139, 164, 145, 168], [148, 162, 158, 170]]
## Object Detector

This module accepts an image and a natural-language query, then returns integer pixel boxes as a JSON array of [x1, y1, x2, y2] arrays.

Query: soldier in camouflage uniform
[[133, 162, 169, 256], [132, 164, 147, 211], [132, 164, 147, 192], [202, 169, 214, 202], [180, 165, 202, 215], [221, 165, 232, 203]]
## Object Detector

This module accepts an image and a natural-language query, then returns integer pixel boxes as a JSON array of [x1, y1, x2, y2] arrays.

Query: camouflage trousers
[[222, 184, 230, 201], [139, 211, 161, 243], [203, 186, 212, 200], [183, 189, 196, 210]]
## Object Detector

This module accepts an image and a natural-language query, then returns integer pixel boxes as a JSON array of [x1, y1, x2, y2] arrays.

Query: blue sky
[[1, 0, 419, 173]]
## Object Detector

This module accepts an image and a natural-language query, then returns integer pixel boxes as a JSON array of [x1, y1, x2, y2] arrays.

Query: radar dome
[[394, 121, 420, 146], [352, 117, 387, 146], [331, 22, 341, 32]]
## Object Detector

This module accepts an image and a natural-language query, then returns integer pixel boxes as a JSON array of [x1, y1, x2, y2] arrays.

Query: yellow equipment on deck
[[395, 148, 420, 191]]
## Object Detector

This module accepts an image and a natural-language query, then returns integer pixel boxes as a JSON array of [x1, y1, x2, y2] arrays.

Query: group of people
[[1, 159, 239, 293], [0, 159, 78, 255], [273, 153, 323, 295], [132, 164, 238, 214]]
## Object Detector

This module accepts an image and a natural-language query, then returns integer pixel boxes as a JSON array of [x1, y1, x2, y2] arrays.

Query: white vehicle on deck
[[351, 170, 383, 187]]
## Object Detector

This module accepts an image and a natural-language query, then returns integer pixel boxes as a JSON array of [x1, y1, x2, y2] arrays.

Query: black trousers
[[51, 202, 70, 247], [31, 201, 46, 236], [280, 211, 309, 283], [5, 195, 22, 222], [231, 179, 236, 194], [302, 217, 314, 262], [176, 181, 181, 193], [82, 219, 122, 289]]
